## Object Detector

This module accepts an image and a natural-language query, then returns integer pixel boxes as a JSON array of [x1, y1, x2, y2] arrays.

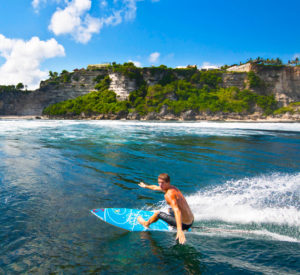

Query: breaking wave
[[188, 173, 300, 226]]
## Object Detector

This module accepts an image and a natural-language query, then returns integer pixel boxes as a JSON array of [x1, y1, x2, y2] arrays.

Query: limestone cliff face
[[252, 65, 300, 106], [108, 72, 137, 100], [221, 72, 248, 90], [0, 66, 299, 116], [0, 70, 105, 115]]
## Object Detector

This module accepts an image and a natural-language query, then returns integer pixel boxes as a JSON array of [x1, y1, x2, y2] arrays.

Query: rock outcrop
[[109, 72, 137, 100], [253, 65, 300, 106]]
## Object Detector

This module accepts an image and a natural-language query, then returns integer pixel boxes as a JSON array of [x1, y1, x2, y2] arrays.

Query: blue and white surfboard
[[90, 208, 171, 232]]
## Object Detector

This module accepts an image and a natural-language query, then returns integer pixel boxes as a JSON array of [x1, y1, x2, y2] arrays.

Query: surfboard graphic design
[[91, 208, 171, 232]]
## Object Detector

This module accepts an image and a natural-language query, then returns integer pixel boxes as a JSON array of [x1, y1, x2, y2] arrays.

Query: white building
[[226, 63, 252, 72], [87, 63, 111, 70]]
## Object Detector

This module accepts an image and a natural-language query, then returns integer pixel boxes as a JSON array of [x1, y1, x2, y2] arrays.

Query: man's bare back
[[164, 186, 194, 224]]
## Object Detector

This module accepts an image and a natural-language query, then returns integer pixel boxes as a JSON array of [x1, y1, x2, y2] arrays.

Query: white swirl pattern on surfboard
[[106, 209, 130, 225], [91, 208, 170, 231]]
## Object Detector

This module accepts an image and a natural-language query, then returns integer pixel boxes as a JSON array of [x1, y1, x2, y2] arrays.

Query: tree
[[16, 83, 24, 90], [275, 58, 282, 65], [49, 71, 58, 79], [61, 70, 69, 75]]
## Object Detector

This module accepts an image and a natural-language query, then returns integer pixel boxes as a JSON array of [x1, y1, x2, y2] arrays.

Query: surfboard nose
[[92, 209, 104, 212]]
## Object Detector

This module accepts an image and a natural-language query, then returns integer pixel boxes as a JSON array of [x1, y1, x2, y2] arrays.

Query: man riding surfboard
[[138, 173, 194, 244]]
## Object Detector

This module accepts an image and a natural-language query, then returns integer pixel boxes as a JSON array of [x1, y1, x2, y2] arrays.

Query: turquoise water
[[0, 120, 299, 274]]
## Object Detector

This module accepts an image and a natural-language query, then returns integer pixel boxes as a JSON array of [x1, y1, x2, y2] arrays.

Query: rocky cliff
[[0, 65, 299, 117], [252, 65, 300, 106], [222, 65, 300, 106]]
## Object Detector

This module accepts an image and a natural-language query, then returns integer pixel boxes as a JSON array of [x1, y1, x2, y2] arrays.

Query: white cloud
[[48, 0, 139, 43], [176, 66, 187, 69], [49, 0, 102, 44], [123, 0, 137, 21], [199, 62, 220, 70], [293, 53, 300, 59], [101, 0, 108, 7], [32, 0, 63, 12], [32, 0, 45, 10], [149, 52, 160, 63], [102, 10, 123, 26], [0, 34, 65, 89], [128, 60, 142, 67]]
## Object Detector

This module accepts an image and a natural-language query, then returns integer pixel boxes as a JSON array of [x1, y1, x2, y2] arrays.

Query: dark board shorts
[[158, 208, 193, 230]]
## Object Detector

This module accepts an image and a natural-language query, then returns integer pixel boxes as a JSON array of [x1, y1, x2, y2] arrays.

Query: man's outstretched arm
[[139, 182, 162, 191]]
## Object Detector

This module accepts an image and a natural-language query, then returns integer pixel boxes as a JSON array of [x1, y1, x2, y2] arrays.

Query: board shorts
[[158, 208, 193, 230]]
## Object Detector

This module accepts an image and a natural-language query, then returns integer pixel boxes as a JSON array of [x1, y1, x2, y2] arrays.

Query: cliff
[[222, 65, 300, 105], [0, 68, 139, 115], [252, 65, 300, 106], [0, 64, 299, 119]]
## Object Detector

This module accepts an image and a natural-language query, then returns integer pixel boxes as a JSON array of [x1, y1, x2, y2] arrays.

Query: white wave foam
[[251, 229, 300, 243], [191, 228, 300, 243], [0, 120, 300, 135], [186, 173, 300, 227]]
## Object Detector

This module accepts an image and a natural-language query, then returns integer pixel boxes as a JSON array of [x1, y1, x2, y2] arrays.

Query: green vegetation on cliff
[[0, 84, 26, 93], [273, 102, 300, 115], [43, 64, 279, 117], [127, 81, 277, 116], [43, 76, 129, 116], [247, 71, 265, 88]]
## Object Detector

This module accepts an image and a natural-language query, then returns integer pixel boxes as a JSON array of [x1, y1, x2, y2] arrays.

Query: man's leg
[[138, 211, 160, 228]]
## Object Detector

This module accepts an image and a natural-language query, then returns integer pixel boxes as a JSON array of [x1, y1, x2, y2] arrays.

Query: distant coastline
[[1, 115, 299, 122], [1, 62, 300, 120]]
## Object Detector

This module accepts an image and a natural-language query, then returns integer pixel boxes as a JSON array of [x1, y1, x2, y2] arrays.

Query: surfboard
[[90, 208, 171, 232]]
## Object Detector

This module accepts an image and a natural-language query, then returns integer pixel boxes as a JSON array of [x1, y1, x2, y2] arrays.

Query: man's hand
[[176, 230, 186, 244], [139, 182, 147, 188]]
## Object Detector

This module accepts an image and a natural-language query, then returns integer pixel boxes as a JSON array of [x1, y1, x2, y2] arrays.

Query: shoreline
[[0, 115, 43, 120], [0, 115, 299, 123]]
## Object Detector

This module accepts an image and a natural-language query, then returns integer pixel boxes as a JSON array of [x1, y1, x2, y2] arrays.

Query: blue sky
[[0, 0, 299, 89]]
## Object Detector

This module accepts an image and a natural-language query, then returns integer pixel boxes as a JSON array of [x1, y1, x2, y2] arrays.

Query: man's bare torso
[[164, 186, 194, 224]]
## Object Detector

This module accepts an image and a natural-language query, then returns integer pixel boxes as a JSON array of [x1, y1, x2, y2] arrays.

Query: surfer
[[138, 173, 194, 244]]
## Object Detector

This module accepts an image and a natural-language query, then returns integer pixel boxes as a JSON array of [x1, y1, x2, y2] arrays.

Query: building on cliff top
[[176, 64, 220, 71], [176, 65, 197, 69], [226, 63, 252, 72], [87, 63, 111, 70]]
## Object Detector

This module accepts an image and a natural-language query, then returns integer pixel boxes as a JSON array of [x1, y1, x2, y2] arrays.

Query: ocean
[[0, 120, 299, 274]]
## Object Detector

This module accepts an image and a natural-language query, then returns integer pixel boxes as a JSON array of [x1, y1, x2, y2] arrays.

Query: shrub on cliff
[[255, 94, 277, 115], [190, 70, 222, 88], [94, 75, 111, 91], [273, 102, 300, 115], [43, 89, 129, 116], [0, 85, 24, 93], [247, 71, 264, 88], [112, 62, 141, 80]]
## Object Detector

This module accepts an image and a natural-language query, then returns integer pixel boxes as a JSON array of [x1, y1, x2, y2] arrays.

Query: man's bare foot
[[137, 216, 149, 228]]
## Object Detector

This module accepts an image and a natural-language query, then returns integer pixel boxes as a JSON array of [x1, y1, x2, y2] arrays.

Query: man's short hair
[[158, 173, 170, 183]]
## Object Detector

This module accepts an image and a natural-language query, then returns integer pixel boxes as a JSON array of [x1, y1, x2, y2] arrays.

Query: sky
[[0, 0, 299, 89]]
